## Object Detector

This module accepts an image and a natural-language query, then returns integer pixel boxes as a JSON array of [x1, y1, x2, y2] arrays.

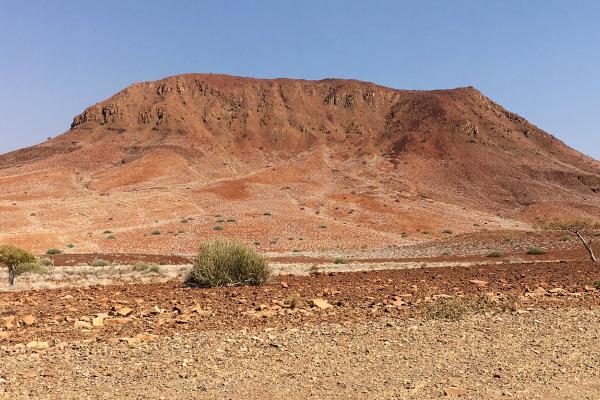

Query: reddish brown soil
[[2, 261, 599, 345], [49, 253, 193, 266], [0, 74, 598, 254]]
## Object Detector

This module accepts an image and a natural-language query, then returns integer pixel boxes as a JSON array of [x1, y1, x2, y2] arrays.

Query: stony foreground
[[1, 308, 599, 399], [1, 261, 600, 399]]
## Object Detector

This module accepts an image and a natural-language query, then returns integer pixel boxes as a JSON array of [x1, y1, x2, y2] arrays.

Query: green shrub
[[66, 243, 75, 249], [319, 225, 327, 229], [14, 262, 48, 276], [560, 235, 571, 241], [103, 230, 112, 234], [46, 248, 62, 255], [263, 212, 272, 216], [92, 259, 110, 267], [486, 250, 504, 258], [132, 262, 149, 271], [213, 226, 224, 231], [186, 240, 271, 288], [442, 229, 453, 234], [593, 280, 600, 290], [226, 218, 237, 223], [150, 231, 161, 236], [527, 247, 546, 255], [334, 258, 348, 265], [148, 264, 160, 273], [216, 219, 225, 223]]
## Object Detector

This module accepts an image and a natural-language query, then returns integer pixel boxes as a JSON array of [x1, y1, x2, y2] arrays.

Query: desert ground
[[1, 74, 600, 399]]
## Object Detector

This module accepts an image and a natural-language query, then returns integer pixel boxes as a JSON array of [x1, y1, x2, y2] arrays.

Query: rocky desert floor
[[1, 255, 600, 399]]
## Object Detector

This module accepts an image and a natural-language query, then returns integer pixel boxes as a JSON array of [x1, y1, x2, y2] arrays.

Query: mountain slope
[[1, 73, 599, 253]]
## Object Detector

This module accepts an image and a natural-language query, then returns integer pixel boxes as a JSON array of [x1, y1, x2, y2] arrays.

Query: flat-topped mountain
[[1, 74, 598, 253]]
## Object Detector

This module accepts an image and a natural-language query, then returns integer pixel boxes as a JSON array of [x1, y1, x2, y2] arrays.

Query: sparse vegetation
[[103, 230, 112, 234], [133, 262, 149, 271], [148, 264, 160, 273], [0, 245, 36, 285], [442, 229, 453, 234], [263, 212, 272, 216], [226, 218, 236, 223], [213, 226, 224, 231], [286, 293, 301, 309], [486, 250, 504, 258], [106, 234, 116, 240], [417, 295, 516, 321], [527, 247, 546, 255], [594, 280, 600, 290], [14, 262, 49, 276], [186, 240, 271, 288], [216, 219, 225, 223], [150, 230, 161, 236], [46, 248, 62, 255], [319, 224, 327, 229], [40, 258, 53, 267], [92, 259, 110, 268], [547, 220, 599, 262], [334, 258, 348, 265], [66, 243, 75, 249]]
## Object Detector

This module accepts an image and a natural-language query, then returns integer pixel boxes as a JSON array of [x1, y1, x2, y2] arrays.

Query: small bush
[[40, 258, 54, 266], [319, 225, 327, 229], [92, 259, 110, 267], [423, 230, 430, 235], [150, 231, 161, 236], [486, 250, 504, 258], [286, 293, 301, 309], [46, 248, 62, 255], [103, 230, 112, 234], [14, 262, 48, 276], [186, 240, 271, 288], [106, 234, 116, 240], [66, 243, 75, 249], [180, 219, 188, 224], [148, 264, 160, 273], [334, 258, 348, 265], [132, 262, 149, 271], [263, 212, 272, 216], [560, 235, 571, 241], [527, 247, 546, 255], [216, 219, 225, 223], [213, 226, 224, 231], [442, 229, 453, 234], [593, 280, 600, 290], [226, 218, 236, 223]]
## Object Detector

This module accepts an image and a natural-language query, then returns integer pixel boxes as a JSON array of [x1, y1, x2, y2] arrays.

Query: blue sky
[[1, 0, 599, 160]]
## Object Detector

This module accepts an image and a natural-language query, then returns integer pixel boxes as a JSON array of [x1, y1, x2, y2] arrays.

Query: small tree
[[0, 245, 36, 285], [548, 220, 599, 263]]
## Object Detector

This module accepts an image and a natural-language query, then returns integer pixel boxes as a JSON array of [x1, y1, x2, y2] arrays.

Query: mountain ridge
[[0, 73, 598, 253]]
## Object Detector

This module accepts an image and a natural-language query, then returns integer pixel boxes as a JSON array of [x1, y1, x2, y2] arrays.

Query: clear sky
[[1, 0, 599, 160]]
